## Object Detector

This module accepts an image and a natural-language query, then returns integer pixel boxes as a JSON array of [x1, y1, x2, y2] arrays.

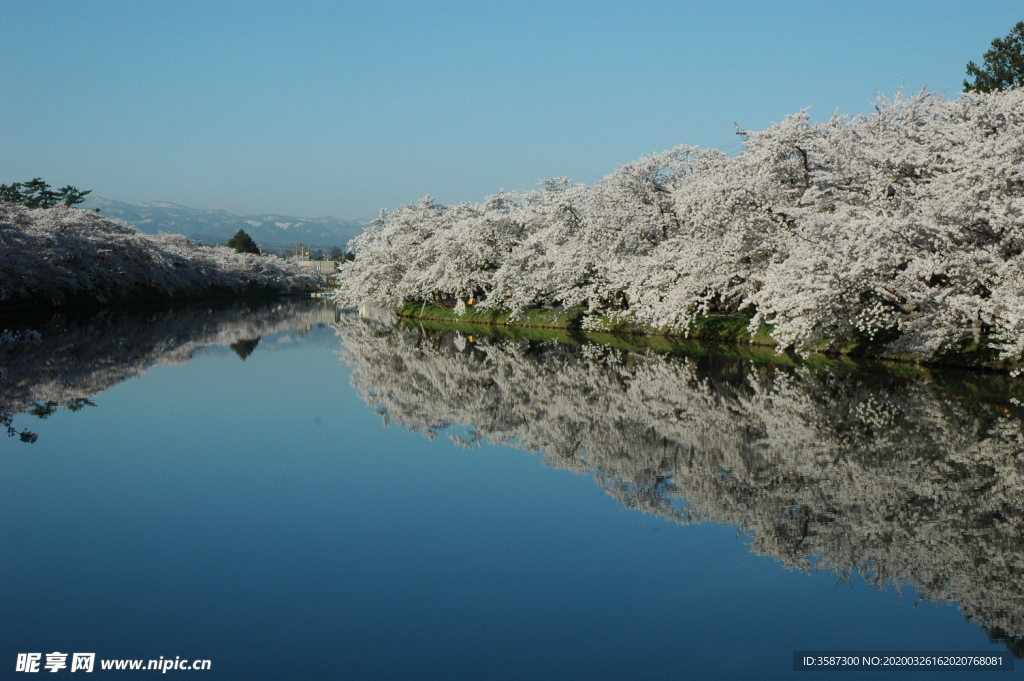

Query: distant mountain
[[82, 197, 367, 250]]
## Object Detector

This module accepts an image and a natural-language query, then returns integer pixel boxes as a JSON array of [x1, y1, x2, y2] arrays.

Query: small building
[[296, 260, 339, 275]]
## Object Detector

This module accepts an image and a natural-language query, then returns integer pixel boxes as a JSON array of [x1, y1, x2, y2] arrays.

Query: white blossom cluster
[[339, 88, 1024, 361], [335, 319, 1024, 636], [0, 203, 319, 307]]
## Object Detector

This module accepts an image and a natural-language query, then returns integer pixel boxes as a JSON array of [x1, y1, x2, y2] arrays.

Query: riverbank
[[0, 287, 322, 315], [395, 302, 1018, 373]]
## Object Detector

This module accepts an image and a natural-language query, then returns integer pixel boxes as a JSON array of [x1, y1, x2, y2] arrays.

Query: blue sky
[[1, 1, 1020, 219]]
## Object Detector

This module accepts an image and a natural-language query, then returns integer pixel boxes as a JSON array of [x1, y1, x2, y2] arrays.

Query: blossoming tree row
[[339, 88, 1024, 361]]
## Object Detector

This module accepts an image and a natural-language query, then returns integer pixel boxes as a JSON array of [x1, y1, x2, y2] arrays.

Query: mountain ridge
[[81, 196, 368, 249]]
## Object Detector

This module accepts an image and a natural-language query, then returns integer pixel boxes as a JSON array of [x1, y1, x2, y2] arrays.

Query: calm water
[[2, 299, 1022, 680]]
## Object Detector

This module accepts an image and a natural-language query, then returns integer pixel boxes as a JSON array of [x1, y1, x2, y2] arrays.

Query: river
[[2, 298, 1021, 679]]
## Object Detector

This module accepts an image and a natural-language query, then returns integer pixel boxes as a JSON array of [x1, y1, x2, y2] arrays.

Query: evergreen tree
[[229, 337, 261, 360], [964, 21, 1024, 92], [227, 229, 261, 255], [327, 246, 355, 262], [0, 178, 91, 208]]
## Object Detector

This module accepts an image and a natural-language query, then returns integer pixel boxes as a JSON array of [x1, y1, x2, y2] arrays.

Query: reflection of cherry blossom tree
[[0, 300, 331, 443], [1, 329, 41, 443], [336, 318, 1024, 640], [340, 87, 1024, 362]]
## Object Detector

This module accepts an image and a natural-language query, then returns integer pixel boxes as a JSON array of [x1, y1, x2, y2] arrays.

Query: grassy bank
[[397, 302, 774, 341], [395, 302, 1019, 373]]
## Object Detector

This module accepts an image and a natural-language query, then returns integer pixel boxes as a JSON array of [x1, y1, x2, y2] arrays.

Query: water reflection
[[336, 318, 1024, 647], [0, 298, 336, 440], [5, 301, 1024, 654]]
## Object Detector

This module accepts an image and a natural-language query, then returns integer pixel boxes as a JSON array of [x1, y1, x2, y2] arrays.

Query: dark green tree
[[229, 337, 261, 360], [226, 229, 261, 255], [56, 185, 91, 207], [964, 21, 1024, 92], [327, 246, 355, 262], [0, 178, 91, 208]]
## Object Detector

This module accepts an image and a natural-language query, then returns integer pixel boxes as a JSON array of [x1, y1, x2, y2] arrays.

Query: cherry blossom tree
[[0, 203, 319, 308], [338, 87, 1024, 363]]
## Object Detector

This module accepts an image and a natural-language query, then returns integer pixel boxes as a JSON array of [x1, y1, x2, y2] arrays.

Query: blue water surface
[[1, 305, 1017, 680]]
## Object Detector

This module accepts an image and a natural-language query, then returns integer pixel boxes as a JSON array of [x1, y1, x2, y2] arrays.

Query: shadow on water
[[0, 297, 337, 444], [335, 315, 1024, 654]]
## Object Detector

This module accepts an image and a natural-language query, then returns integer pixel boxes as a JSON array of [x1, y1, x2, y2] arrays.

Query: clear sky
[[1, 1, 1020, 219]]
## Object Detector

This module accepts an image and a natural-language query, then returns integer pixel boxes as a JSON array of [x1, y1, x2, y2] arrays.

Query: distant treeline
[[0, 202, 319, 310]]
